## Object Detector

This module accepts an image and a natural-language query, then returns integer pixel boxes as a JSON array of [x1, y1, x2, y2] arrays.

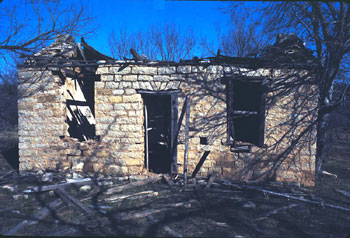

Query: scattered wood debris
[[147, 214, 183, 237], [116, 199, 200, 221], [204, 171, 218, 190], [2, 170, 350, 237], [241, 184, 350, 212], [321, 170, 338, 179], [104, 190, 159, 203], [23, 178, 93, 193], [256, 203, 299, 220], [55, 187, 95, 215], [105, 174, 162, 195], [4, 199, 64, 236], [162, 174, 174, 187], [335, 189, 350, 199], [0, 170, 16, 180]]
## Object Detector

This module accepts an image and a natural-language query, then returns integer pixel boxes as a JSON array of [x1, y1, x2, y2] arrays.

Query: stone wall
[[18, 69, 66, 171], [18, 61, 318, 186]]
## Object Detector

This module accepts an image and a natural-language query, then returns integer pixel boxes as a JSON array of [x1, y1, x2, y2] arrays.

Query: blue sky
[[0, 0, 233, 72], [86, 0, 232, 55]]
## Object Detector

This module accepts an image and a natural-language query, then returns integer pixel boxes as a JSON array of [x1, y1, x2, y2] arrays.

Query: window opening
[[227, 78, 266, 147], [65, 73, 96, 141]]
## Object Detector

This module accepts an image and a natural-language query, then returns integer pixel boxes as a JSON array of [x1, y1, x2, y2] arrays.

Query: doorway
[[142, 92, 178, 174]]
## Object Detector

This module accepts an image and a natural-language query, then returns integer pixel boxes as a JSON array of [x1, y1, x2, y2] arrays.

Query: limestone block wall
[[18, 68, 66, 171], [244, 70, 318, 186], [94, 64, 234, 178], [18, 61, 318, 186]]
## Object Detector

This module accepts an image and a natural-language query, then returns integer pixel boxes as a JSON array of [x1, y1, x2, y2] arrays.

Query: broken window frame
[[224, 76, 267, 148], [64, 67, 99, 142]]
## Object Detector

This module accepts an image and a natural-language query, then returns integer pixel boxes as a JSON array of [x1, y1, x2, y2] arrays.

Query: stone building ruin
[[18, 34, 318, 186]]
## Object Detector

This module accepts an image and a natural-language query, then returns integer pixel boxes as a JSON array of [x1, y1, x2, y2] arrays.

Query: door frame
[[138, 90, 179, 174]]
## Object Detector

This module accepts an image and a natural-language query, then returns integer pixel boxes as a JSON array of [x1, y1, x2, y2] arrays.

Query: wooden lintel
[[137, 89, 180, 95]]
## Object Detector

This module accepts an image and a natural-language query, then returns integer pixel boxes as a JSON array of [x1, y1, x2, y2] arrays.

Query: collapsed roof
[[21, 33, 317, 71]]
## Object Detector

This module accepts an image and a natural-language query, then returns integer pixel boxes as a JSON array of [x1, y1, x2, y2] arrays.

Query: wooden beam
[[162, 174, 174, 187], [55, 187, 95, 215], [242, 184, 350, 212], [23, 178, 93, 193], [137, 89, 180, 95], [170, 96, 188, 168], [4, 199, 63, 235], [144, 104, 149, 171], [104, 190, 159, 202], [183, 96, 191, 186], [170, 93, 179, 174], [191, 151, 210, 178], [116, 199, 199, 220], [105, 175, 162, 195], [232, 110, 258, 115], [147, 214, 183, 237], [204, 172, 219, 190]]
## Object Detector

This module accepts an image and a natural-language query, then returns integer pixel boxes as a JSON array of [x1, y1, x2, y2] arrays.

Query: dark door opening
[[142, 93, 177, 174]]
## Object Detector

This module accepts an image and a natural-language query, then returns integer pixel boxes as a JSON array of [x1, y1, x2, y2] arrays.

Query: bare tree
[[108, 23, 197, 62], [199, 3, 270, 58], [0, 57, 19, 129], [0, 0, 96, 128], [219, 17, 267, 57], [228, 2, 350, 176], [0, 0, 96, 59]]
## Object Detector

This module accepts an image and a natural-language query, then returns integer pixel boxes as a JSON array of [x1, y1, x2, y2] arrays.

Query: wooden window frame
[[224, 76, 267, 148]]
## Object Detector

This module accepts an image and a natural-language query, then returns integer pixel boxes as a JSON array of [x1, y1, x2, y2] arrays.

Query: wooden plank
[[23, 178, 93, 193], [130, 48, 148, 62], [137, 89, 180, 95], [105, 175, 162, 195], [47, 227, 77, 236], [4, 199, 63, 235], [117, 199, 199, 220], [170, 93, 178, 174], [55, 187, 95, 215], [0, 170, 16, 180], [257, 203, 299, 219], [66, 99, 89, 106], [81, 37, 115, 61], [335, 189, 350, 198], [257, 79, 267, 147], [147, 214, 183, 237], [183, 96, 191, 186], [204, 172, 219, 190], [232, 110, 258, 115], [162, 174, 174, 187], [104, 190, 159, 202], [145, 104, 149, 171], [191, 151, 210, 178], [170, 96, 188, 169], [226, 79, 234, 144], [242, 184, 350, 212]]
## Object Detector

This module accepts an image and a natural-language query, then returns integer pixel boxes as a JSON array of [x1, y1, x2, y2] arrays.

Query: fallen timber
[[23, 178, 94, 193], [22, 175, 162, 194], [147, 214, 183, 237], [54, 187, 95, 215], [4, 199, 64, 236], [105, 174, 163, 195], [237, 184, 350, 212], [3, 170, 350, 237]]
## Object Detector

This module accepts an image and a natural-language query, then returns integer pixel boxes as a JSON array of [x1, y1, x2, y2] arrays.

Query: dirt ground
[[1, 129, 350, 237]]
